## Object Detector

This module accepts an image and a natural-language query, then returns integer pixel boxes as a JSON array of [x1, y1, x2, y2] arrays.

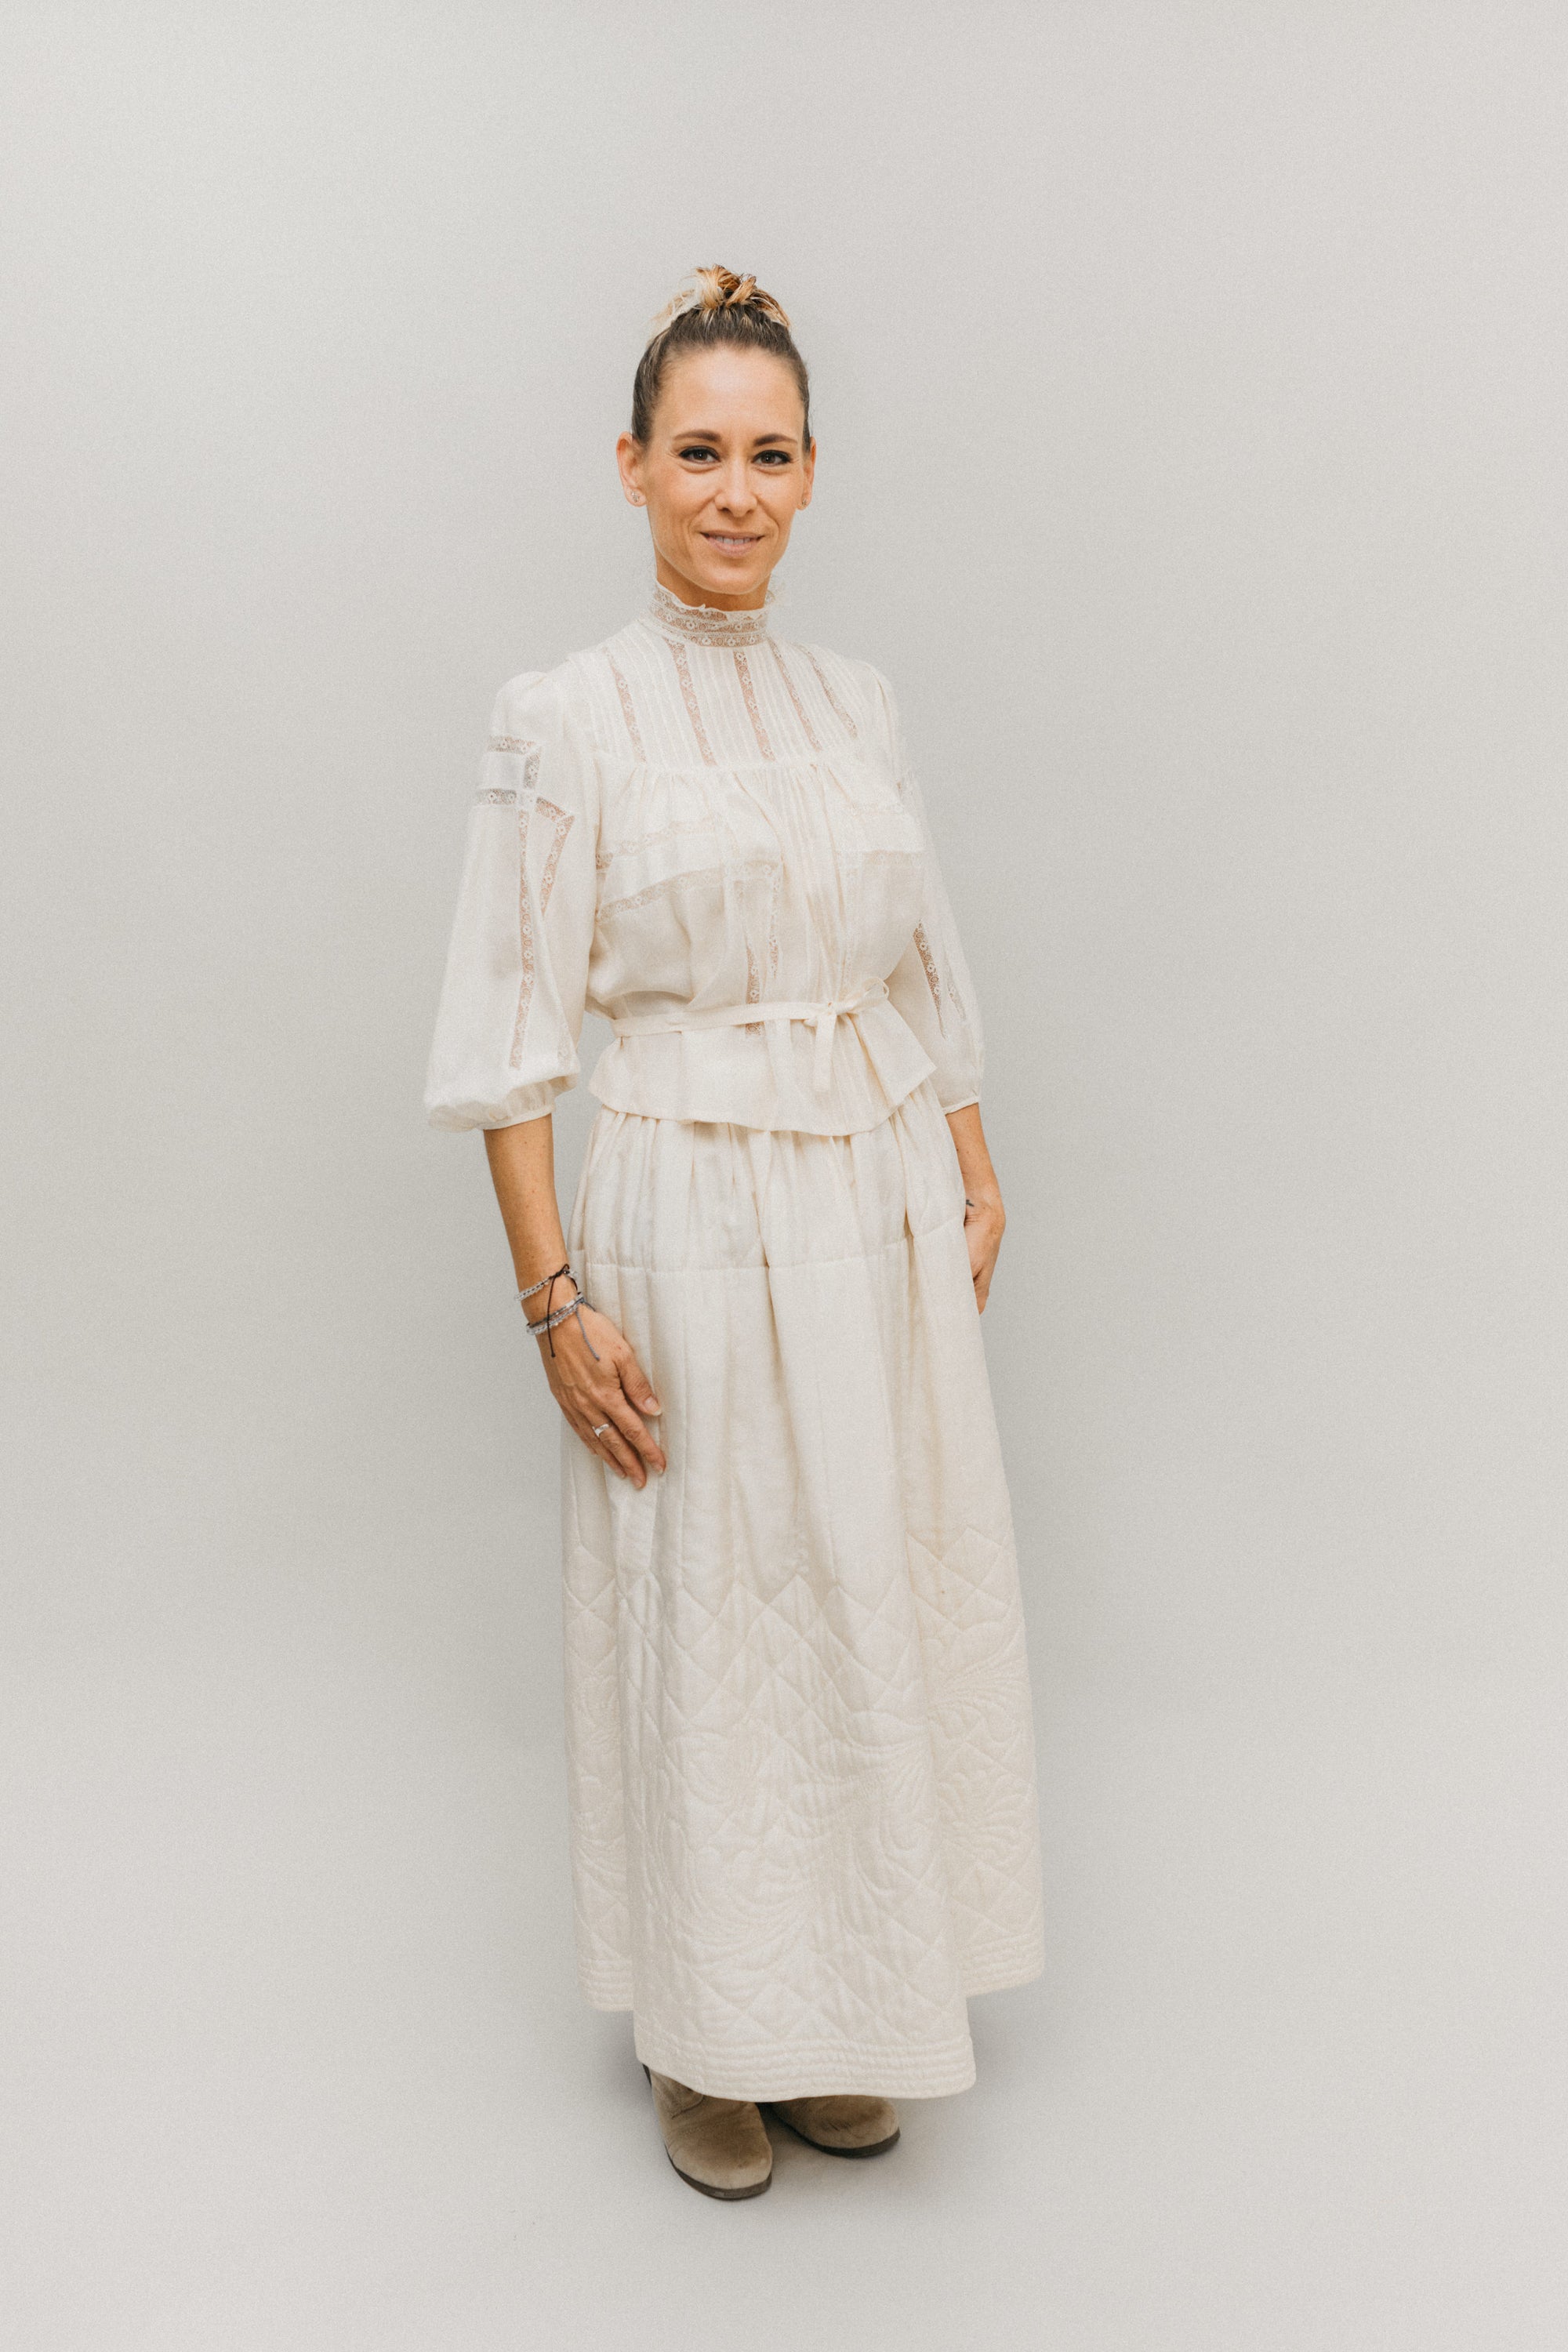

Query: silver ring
[[590, 1422, 612, 1439]]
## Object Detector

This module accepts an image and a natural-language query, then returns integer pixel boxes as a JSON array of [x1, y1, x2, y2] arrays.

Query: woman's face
[[617, 346, 815, 610]]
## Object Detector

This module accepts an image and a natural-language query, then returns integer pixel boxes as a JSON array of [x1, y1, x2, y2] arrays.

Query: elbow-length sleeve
[[424, 667, 600, 1130], [870, 668, 986, 1115]]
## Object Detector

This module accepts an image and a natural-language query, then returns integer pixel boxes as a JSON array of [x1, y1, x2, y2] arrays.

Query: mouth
[[701, 532, 765, 555]]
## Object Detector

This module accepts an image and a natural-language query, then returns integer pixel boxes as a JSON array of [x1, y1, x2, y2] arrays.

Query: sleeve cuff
[[426, 1073, 575, 1130]]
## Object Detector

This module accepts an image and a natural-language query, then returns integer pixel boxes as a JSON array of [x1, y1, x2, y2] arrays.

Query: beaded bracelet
[[527, 1292, 602, 1360], [517, 1261, 573, 1304]]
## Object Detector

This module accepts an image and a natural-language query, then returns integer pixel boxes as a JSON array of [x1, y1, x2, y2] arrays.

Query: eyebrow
[[671, 427, 799, 448]]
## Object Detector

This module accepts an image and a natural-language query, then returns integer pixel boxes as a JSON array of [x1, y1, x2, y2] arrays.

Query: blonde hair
[[630, 265, 811, 447]]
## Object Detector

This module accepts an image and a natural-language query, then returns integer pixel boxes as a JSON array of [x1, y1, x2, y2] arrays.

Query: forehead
[[654, 345, 804, 438]]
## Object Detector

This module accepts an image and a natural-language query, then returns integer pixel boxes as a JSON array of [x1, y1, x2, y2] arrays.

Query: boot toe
[[770, 2094, 901, 2155], [646, 2068, 774, 2198]]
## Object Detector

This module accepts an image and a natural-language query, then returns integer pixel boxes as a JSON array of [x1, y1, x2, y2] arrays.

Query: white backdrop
[[2, 6, 1564, 2347]]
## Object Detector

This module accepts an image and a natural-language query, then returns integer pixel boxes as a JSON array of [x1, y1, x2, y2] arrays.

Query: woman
[[426, 267, 1044, 2200]]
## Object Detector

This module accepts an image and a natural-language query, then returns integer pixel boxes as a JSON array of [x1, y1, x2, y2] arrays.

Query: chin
[[688, 546, 773, 596]]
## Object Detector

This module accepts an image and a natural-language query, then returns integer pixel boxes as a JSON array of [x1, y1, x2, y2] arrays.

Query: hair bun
[[631, 266, 811, 448], [653, 264, 792, 334]]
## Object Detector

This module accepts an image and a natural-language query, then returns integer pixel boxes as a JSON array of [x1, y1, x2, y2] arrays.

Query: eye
[[757, 451, 792, 466], [677, 444, 719, 463]]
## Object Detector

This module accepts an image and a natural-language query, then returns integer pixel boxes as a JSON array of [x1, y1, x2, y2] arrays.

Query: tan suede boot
[[644, 2066, 773, 2199], [768, 2095, 901, 2157]]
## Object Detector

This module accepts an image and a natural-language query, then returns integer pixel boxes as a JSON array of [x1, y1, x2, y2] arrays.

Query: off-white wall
[[2, 7, 1564, 2348]]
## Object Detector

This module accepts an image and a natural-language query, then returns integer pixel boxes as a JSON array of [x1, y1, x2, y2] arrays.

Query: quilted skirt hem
[[578, 1970, 635, 2013], [628, 2027, 979, 2104], [960, 1940, 1048, 1999], [575, 1938, 1047, 2019]]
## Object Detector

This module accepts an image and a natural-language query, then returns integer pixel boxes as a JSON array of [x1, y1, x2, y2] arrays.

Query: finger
[[579, 1404, 648, 1486], [602, 1420, 648, 1485], [603, 1384, 666, 1475], [569, 1408, 632, 1479], [617, 1348, 662, 1421]]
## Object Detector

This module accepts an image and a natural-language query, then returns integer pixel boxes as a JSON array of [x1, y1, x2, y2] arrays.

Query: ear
[[615, 430, 647, 507], [798, 437, 817, 510]]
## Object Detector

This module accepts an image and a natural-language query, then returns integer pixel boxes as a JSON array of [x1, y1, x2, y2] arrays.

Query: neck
[[653, 553, 770, 613]]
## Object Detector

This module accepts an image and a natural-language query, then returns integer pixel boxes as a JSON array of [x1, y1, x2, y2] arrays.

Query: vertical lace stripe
[[913, 921, 946, 1031], [508, 748, 542, 1069], [535, 797, 575, 913], [732, 648, 775, 760], [804, 650, 858, 739], [607, 654, 646, 761], [768, 642, 821, 752], [669, 641, 717, 765]]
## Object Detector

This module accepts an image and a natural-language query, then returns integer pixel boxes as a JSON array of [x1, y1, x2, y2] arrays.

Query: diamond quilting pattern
[[559, 1080, 1044, 2099]]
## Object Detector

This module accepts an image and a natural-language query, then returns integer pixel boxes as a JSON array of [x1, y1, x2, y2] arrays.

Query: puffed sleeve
[[869, 668, 986, 1114], [423, 666, 601, 1130]]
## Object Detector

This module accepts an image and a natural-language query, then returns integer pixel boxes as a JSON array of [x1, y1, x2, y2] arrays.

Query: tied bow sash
[[610, 978, 891, 1095]]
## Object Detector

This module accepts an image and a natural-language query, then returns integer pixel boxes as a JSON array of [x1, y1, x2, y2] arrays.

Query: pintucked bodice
[[424, 586, 985, 1137]]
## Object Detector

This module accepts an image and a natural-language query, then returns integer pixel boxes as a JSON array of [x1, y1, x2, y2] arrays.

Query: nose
[[713, 456, 757, 516]]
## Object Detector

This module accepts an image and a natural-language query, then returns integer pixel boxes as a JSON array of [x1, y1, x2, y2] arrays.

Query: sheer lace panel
[[644, 581, 775, 648]]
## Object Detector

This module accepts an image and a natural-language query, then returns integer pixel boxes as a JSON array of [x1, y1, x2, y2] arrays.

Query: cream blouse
[[424, 585, 985, 1137]]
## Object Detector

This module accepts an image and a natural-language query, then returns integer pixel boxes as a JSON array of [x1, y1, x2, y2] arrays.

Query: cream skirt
[[561, 1076, 1044, 2100]]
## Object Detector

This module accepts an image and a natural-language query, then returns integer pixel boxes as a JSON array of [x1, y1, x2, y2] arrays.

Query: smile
[[702, 532, 764, 551]]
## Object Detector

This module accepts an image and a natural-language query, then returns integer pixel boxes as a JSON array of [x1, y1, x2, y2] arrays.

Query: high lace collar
[[643, 580, 775, 648]]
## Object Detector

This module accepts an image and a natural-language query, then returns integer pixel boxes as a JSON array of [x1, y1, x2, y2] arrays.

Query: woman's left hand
[[963, 1190, 1005, 1312]]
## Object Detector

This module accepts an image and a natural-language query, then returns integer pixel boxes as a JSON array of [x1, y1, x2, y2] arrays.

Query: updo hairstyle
[[630, 266, 812, 450]]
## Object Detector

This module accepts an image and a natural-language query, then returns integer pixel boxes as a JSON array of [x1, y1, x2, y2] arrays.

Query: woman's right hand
[[531, 1295, 666, 1486]]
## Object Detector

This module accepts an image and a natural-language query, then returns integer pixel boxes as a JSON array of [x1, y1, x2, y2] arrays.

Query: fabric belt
[[609, 978, 891, 1095]]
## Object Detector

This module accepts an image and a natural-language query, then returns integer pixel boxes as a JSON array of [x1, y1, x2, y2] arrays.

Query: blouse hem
[[583, 1004, 945, 1138]]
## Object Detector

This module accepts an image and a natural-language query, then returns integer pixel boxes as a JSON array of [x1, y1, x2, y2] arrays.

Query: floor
[[4, 1620, 1562, 2352]]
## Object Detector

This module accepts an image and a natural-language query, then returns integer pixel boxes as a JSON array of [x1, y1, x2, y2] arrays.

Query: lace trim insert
[[669, 641, 717, 765], [644, 580, 775, 648], [732, 648, 775, 759], [768, 642, 821, 752], [597, 815, 717, 872], [476, 786, 517, 805], [506, 750, 579, 1075], [606, 653, 646, 760], [535, 797, 574, 913], [913, 921, 946, 1031], [804, 650, 858, 739]]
